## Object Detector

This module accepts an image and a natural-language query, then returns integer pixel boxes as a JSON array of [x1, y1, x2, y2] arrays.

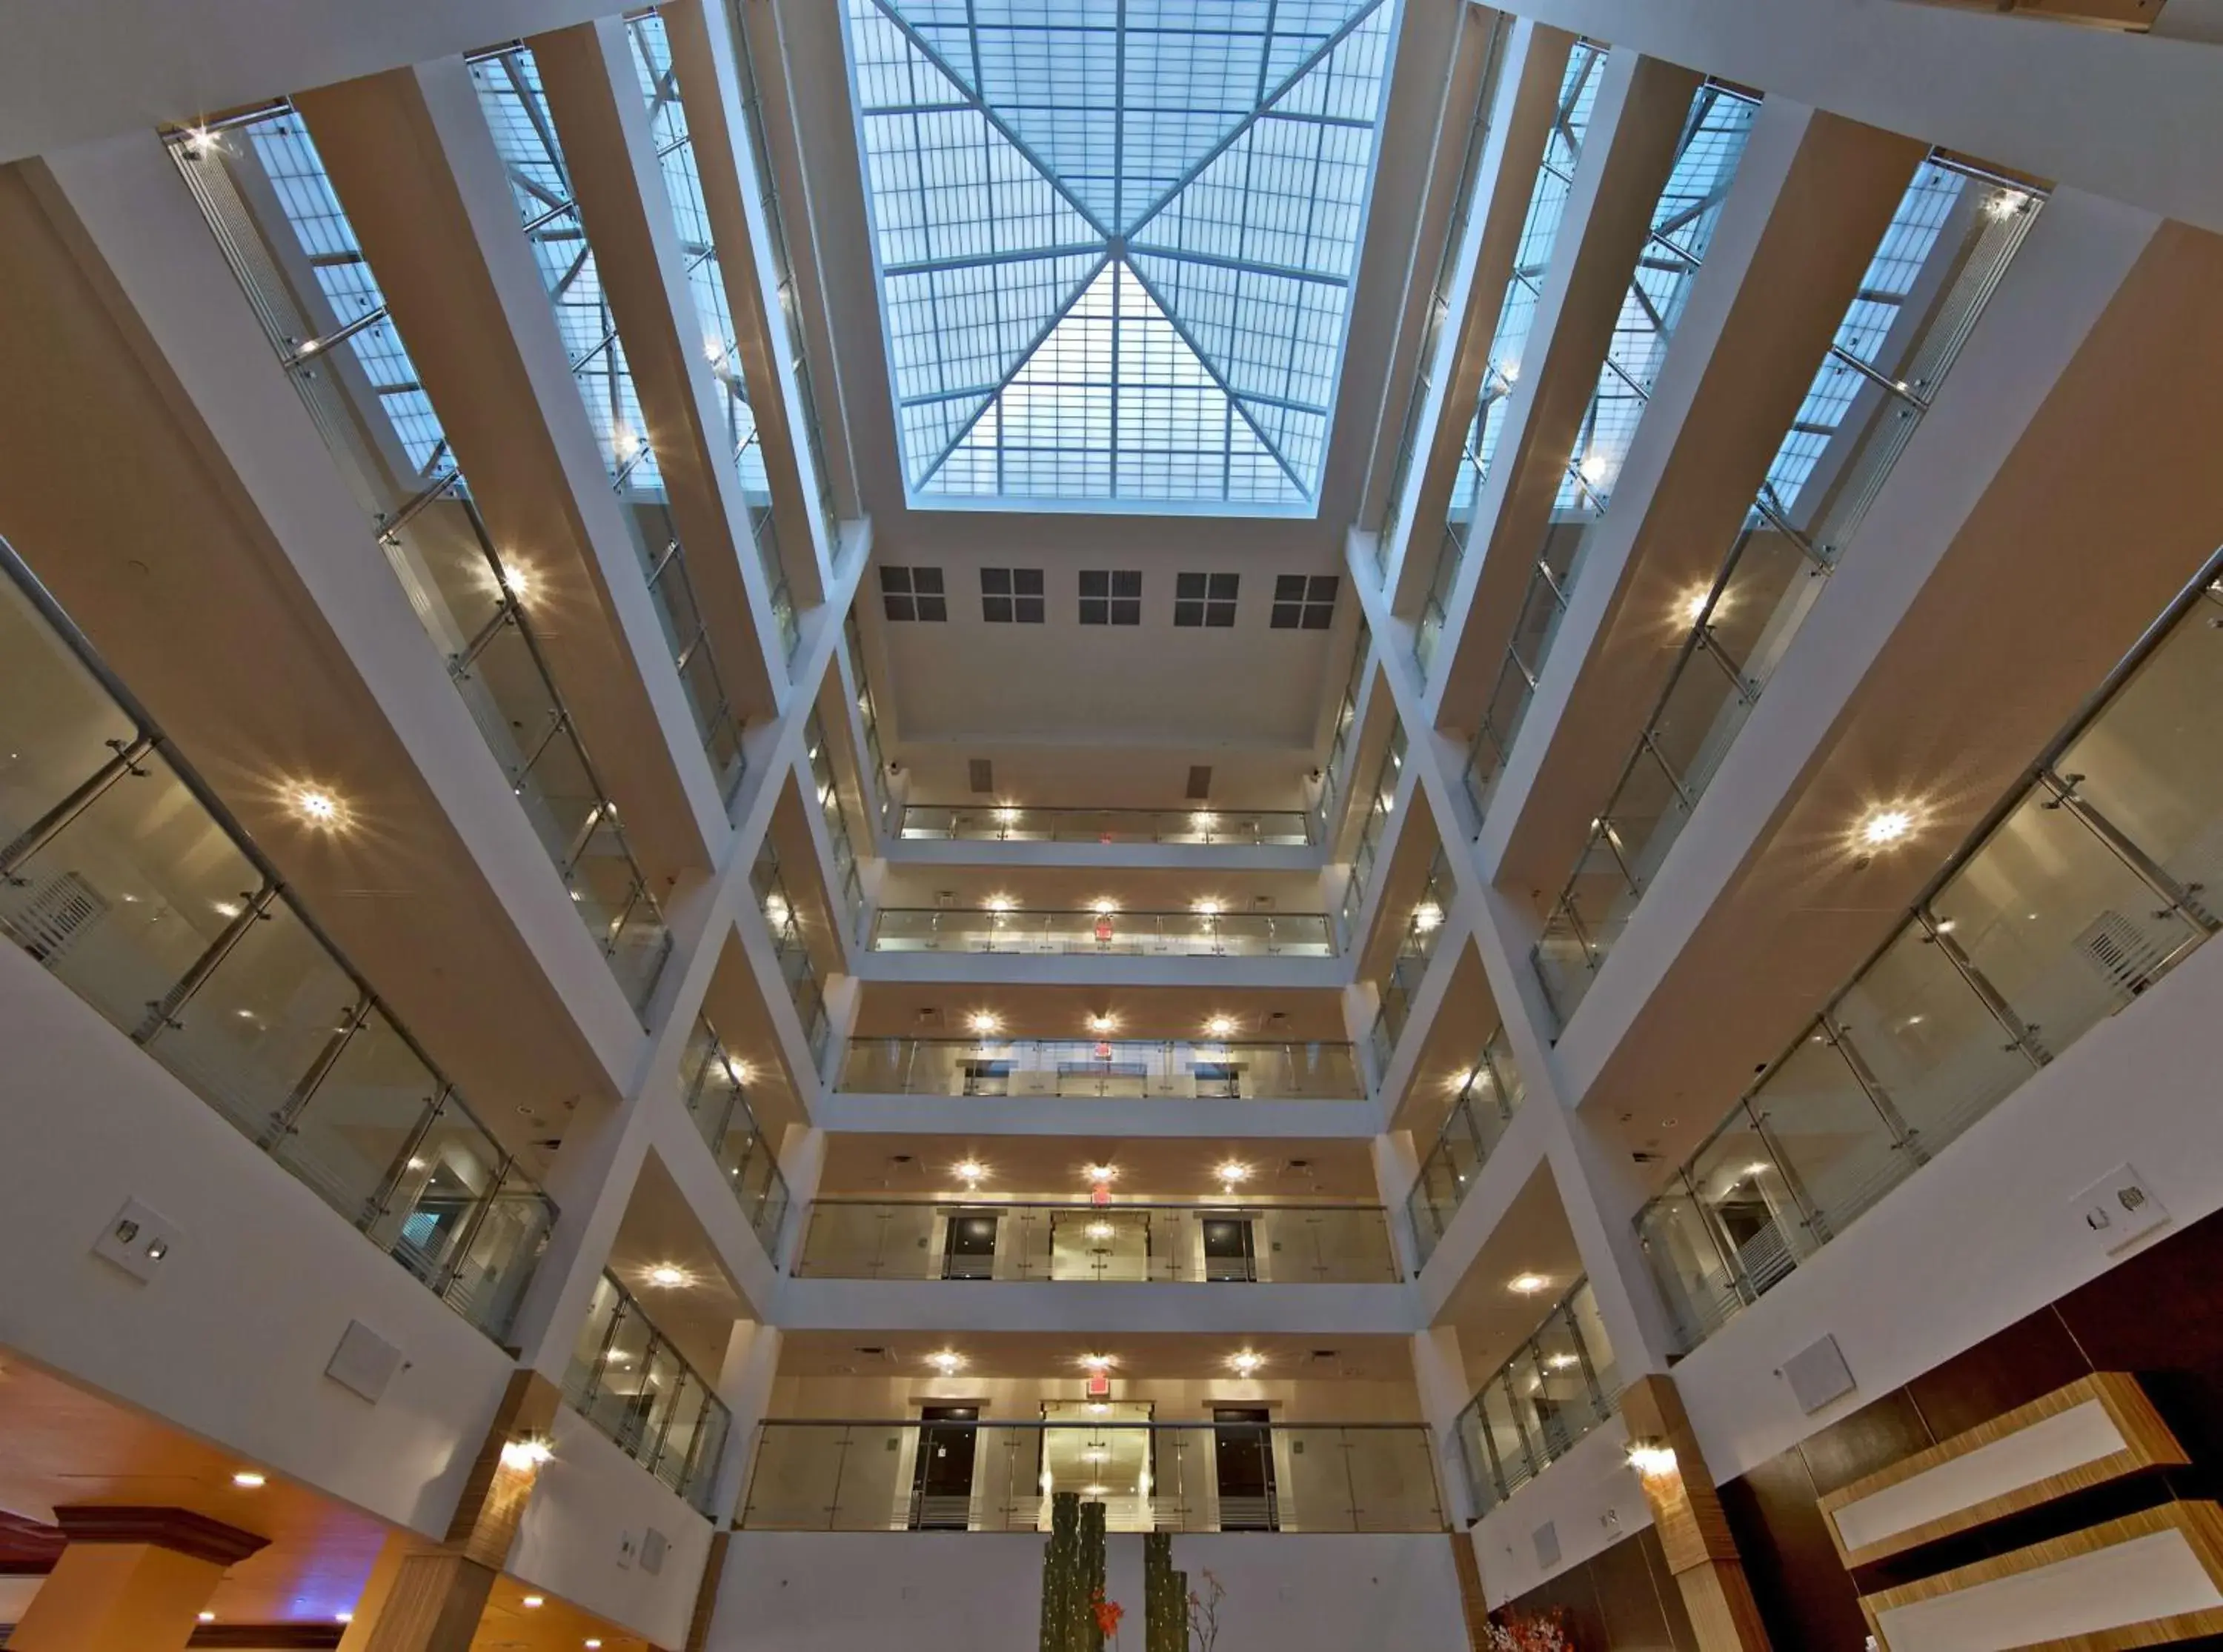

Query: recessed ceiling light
[[334, 1612, 354, 1625], [968, 1011, 1001, 1036], [1191, 812, 1218, 830], [522, 1596, 545, 1609], [290, 786, 343, 827], [985, 895, 1016, 913], [1229, 1350, 1264, 1376], [1080, 1353, 1115, 1371], [1411, 902, 1443, 933], [929, 1349, 965, 1375], [1678, 587, 1712, 627], [1193, 898, 1223, 916], [954, 1159, 987, 1184], [1086, 1013, 1116, 1035], [199, 1612, 217, 1623], [1858, 807, 1915, 849], [1215, 1160, 1251, 1185], [1083, 1163, 1118, 1185], [1091, 899, 1117, 917], [230, 1471, 266, 1488], [1205, 1015, 1236, 1039], [646, 1265, 691, 1289], [1508, 1273, 1550, 1296]]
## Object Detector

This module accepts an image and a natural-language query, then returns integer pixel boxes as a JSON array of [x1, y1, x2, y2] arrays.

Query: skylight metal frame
[[843, 0, 1403, 514]]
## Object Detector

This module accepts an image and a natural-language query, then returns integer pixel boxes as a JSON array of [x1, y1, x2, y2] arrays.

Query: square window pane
[[1016, 598, 1044, 623], [1174, 603, 1203, 627], [1080, 570, 1108, 597], [883, 594, 914, 622], [1308, 576, 1340, 602], [1177, 573, 1206, 599], [1275, 574, 1306, 600], [880, 567, 911, 593], [1014, 569, 1044, 595], [1272, 604, 1300, 629], [913, 567, 944, 594], [1112, 571, 1140, 597], [1080, 599, 1107, 625], [984, 596, 1013, 622], [917, 596, 946, 621], [1208, 573, 1238, 599], [1112, 599, 1140, 625], [981, 567, 1011, 594], [1300, 605, 1333, 630]]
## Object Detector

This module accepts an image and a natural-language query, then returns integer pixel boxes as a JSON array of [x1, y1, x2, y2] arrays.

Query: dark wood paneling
[[1720, 1448, 1870, 1651], [1589, 1524, 1681, 1652], [1792, 1388, 1934, 1500], [1904, 1305, 2088, 1443]]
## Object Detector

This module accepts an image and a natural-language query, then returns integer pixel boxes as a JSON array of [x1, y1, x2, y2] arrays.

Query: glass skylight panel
[[848, 0, 1397, 507], [244, 120, 451, 477], [1761, 160, 1964, 515], [1557, 84, 1757, 510]]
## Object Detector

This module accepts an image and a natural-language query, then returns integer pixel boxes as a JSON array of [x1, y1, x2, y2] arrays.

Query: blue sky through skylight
[[847, 0, 1398, 509]]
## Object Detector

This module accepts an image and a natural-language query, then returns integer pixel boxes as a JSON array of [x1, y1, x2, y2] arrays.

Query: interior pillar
[[1620, 1374, 1772, 1651], [11, 1508, 268, 1652]]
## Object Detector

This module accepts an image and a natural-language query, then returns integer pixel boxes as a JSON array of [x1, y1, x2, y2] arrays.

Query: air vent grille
[[968, 759, 994, 794], [1185, 765, 1212, 799], [0, 870, 107, 963]]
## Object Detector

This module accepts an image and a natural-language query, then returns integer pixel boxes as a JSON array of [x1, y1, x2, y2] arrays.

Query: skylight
[[845, 0, 1400, 512]]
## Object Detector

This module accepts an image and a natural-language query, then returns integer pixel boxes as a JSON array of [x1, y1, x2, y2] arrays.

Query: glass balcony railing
[[168, 110, 672, 1015], [565, 1271, 732, 1515], [843, 607, 897, 836], [793, 1200, 1400, 1282], [751, 838, 831, 1063], [1312, 613, 1371, 843], [1533, 156, 2046, 1029], [0, 538, 554, 1342], [679, 1014, 790, 1259], [1638, 558, 2223, 1353], [476, 36, 781, 722], [868, 908, 1334, 958], [1372, 13, 1511, 562], [897, 806, 1312, 847], [742, 1420, 1443, 1533], [835, 1037, 1366, 1100], [1463, 81, 1761, 814], [1366, 847, 1455, 1074], [1413, 39, 1607, 685], [1453, 1278, 1619, 1516], [804, 709, 865, 940], [1406, 1029, 1525, 1265], [1338, 719, 1409, 947]]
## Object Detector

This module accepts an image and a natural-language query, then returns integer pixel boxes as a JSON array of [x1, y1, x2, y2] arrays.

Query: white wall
[[709, 1531, 1465, 1652], [0, 941, 514, 1537], [1466, 1418, 1648, 1608], [508, 1407, 715, 1652]]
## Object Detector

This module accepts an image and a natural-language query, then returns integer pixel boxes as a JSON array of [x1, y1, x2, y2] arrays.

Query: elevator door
[[911, 1406, 980, 1530]]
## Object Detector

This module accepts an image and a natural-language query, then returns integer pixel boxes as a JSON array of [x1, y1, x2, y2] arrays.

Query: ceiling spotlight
[[955, 1159, 987, 1185], [1086, 1013, 1116, 1036], [1091, 898, 1117, 916], [994, 805, 1021, 824], [585, 1642, 604, 1650], [1205, 1015, 1236, 1039], [335, 1612, 354, 1625], [199, 1612, 218, 1623], [230, 1471, 266, 1488], [1229, 1350, 1264, 1376], [1083, 1163, 1118, 1185], [646, 1265, 691, 1289], [763, 893, 790, 927], [1858, 807, 1915, 850], [929, 1349, 965, 1375], [522, 1596, 545, 1610], [1193, 898, 1224, 917], [1192, 811, 1219, 830], [499, 562, 533, 604], [986, 895, 1015, 913], [290, 787, 342, 827], [1544, 1353, 1579, 1371], [1678, 587, 1712, 627], [1508, 1273, 1550, 1296], [1080, 1353, 1115, 1371], [1215, 1160, 1251, 1186], [1411, 902, 1443, 933], [968, 1011, 1001, 1036]]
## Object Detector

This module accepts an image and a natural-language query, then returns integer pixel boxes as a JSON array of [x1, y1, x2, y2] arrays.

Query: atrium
[[1, 1, 2222, 1650]]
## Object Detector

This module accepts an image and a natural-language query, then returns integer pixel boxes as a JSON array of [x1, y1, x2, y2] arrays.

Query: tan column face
[[1621, 1373, 1772, 1651], [447, 1368, 565, 1567], [10, 1542, 227, 1652], [359, 1552, 501, 1652]]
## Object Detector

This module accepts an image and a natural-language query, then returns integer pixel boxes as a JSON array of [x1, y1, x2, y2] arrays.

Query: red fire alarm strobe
[[1086, 1372, 1111, 1399]]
